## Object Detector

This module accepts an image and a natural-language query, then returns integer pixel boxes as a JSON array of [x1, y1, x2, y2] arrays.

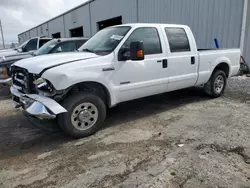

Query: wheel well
[[67, 82, 111, 106], [214, 63, 230, 77]]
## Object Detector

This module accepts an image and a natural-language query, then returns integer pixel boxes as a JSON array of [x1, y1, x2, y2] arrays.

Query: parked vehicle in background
[[10, 23, 241, 138], [0, 38, 88, 85], [0, 41, 27, 53], [0, 37, 51, 57], [33, 38, 88, 56]]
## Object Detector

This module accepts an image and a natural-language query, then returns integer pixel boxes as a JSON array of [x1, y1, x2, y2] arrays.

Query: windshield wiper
[[82, 48, 95, 53]]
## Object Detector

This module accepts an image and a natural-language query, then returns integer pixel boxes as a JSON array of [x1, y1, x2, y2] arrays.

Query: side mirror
[[130, 41, 144, 61]]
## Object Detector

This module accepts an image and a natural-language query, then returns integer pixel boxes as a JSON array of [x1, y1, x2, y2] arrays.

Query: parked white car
[[11, 23, 240, 138]]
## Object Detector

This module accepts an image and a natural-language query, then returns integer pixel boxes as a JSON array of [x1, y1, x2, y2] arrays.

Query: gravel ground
[[0, 77, 250, 188]]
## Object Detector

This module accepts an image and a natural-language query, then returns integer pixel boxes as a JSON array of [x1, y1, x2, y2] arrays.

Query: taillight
[[240, 56, 244, 64]]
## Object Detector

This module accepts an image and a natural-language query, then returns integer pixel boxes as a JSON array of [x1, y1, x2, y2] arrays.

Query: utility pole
[[0, 20, 5, 49]]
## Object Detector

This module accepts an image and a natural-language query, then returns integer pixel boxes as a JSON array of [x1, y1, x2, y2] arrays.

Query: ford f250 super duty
[[10, 24, 241, 138]]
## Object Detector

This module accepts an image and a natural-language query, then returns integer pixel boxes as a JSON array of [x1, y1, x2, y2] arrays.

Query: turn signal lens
[[137, 50, 144, 57], [0, 67, 8, 79]]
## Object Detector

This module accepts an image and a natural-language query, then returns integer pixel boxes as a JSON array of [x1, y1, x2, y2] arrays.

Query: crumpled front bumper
[[0, 78, 12, 85], [10, 86, 67, 119]]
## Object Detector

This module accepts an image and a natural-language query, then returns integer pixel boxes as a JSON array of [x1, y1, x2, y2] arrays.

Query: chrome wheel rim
[[214, 75, 224, 94], [71, 102, 98, 130]]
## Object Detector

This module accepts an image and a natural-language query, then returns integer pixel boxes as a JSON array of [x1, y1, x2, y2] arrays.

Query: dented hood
[[13, 52, 100, 74]]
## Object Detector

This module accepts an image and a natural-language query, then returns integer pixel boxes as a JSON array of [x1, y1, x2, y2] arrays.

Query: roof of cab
[[52, 37, 89, 42], [113, 23, 188, 28]]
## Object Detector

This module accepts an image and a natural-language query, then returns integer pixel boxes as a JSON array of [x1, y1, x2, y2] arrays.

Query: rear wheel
[[58, 92, 106, 138], [204, 70, 227, 98]]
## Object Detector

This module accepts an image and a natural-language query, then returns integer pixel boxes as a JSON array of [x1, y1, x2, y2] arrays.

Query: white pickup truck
[[11, 23, 240, 138]]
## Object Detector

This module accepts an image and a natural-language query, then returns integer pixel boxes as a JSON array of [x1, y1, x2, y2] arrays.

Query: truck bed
[[195, 48, 241, 85]]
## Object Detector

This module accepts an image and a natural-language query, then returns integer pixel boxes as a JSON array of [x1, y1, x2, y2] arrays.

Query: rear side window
[[165, 28, 191, 53], [39, 39, 51, 48], [123, 27, 162, 55], [51, 42, 76, 53], [75, 40, 88, 49]]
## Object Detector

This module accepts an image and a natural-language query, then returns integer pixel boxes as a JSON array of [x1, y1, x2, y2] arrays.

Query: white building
[[18, 0, 250, 64]]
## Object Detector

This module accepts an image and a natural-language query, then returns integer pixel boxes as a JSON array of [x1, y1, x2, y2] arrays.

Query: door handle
[[191, 57, 195, 65], [102, 67, 115, 72]]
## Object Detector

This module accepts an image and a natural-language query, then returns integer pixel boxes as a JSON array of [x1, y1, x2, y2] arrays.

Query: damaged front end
[[11, 86, 67, 119], [10, 66, 67, 120]]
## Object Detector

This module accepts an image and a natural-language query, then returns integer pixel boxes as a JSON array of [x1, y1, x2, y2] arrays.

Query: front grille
[[12, 66, 35, 94]]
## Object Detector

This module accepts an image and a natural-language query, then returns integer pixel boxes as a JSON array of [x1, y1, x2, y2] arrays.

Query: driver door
[[112, 27, 169, 103]]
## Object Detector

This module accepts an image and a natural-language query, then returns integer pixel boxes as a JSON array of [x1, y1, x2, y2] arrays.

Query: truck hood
[[0, 52, 32, 64], [0, 49, 14, 53], [14, 52, 100, 74], [0, 50, 19, 57]]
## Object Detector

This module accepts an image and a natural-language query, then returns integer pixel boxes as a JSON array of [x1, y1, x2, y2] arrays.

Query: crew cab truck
[[10, 24, 240, 138]]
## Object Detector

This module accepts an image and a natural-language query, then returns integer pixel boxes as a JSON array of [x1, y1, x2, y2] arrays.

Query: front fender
[[43, 71, 117, 107]]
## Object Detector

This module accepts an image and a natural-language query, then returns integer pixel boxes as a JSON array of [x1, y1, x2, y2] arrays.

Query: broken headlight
[[33, 78, 55, 97]]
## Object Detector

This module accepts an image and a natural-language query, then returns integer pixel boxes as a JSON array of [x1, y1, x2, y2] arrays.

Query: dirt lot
[[0, 77, 250, 188]]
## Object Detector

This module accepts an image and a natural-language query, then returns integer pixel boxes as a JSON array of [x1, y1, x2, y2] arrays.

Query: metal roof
[[19, 0, 94, 36]]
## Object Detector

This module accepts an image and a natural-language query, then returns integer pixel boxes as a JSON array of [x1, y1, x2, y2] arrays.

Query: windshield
[[34, 39, 59, 56], [79, 26, 131, 54], [16, 40, 28, 49]]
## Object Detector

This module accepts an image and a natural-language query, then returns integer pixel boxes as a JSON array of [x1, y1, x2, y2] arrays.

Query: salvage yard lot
[[0, 77, 250, 188]]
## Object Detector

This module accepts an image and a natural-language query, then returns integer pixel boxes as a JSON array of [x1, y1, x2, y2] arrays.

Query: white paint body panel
[[14, 24, 241, 107], [197, 49, 241, 85]]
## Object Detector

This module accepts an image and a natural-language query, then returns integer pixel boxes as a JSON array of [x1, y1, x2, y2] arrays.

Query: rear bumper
[[10, 86, 67, 119], [0, 78, 12, 85]]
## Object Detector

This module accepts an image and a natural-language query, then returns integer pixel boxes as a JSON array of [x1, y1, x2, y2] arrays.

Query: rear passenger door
[[164, 27, 198, 91]]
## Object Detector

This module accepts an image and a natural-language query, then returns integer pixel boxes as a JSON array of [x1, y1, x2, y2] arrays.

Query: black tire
[[58, 92, 106, 138], [204, 69, 227, 98]]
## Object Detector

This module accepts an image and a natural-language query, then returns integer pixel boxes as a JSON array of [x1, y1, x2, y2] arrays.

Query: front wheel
[[58, 92, 106, 138], [204, 70, 227, 98]]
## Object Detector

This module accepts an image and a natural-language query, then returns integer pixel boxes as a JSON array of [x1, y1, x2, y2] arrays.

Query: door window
[[25, 38, 38, 51], [51, 42, 76, 53], [165, 28, 191, 53], [75, 40, 88, 49], [39, 39, 51, 48], [122, 27, 162, 55]]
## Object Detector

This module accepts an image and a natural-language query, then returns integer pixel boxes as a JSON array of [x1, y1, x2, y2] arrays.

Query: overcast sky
[[0, 0, 87, 44]]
